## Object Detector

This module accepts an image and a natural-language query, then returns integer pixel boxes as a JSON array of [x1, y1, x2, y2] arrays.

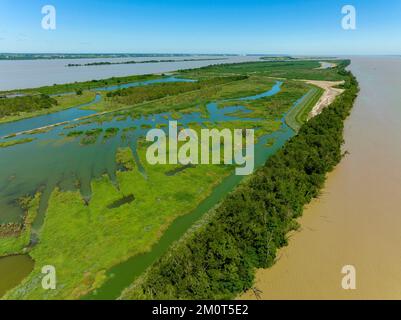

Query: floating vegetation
[[122, 126, 137, 132], [140, 124, 152, 130], [115, 115, 128, 122], [116, 147, 135, 171], [66, 130, 84, 137], [130, 113, 141, 120], [3, 133, 17, 139], [171, 112, 183, 120], [28, 128, 52, 135], [79, 119, 95, 126], [0, 138, 36, 148], [136, 137, 153, 147], [96, 114, 114, 124], [80, 128, 103, 145], [103, 127, 119, 140], [86, 128, 103, 136]]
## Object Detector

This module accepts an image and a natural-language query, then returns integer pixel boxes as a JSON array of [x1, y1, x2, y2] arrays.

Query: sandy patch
[[304, 80, 345, 118], [316, 61, 337, 69]]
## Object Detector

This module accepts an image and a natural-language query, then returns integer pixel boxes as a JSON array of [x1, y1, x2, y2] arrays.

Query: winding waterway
[[241, 56, 401, 300]]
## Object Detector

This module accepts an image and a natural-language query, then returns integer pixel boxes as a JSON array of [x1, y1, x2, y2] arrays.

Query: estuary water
[[0, 56, 259, 91], [241, 56, 401, 300]]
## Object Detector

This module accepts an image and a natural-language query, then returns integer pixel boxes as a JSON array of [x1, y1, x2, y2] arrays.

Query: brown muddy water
[[0, 255, 34, 297], [241, 56, 401, 300]]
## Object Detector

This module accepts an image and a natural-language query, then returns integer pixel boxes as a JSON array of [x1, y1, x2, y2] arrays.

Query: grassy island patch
[[0, 138, 36, 148]]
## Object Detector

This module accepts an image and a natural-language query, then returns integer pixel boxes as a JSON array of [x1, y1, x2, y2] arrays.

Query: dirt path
[[304, 80, 344, 118]]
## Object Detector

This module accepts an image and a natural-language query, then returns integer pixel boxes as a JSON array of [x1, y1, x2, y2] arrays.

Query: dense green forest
[[66, 57, 226, 67], [0, 94, 57, 118], [121, 64, 359, 300]]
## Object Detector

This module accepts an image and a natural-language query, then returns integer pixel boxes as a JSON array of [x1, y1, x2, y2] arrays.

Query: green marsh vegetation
[[101, 76, 276, 124], [107, 83, 200, 105], [66, 130, 84, 137], [80, 128, 103, 145], [0, 138, 36, 148], [90, 76, 248, 112], [181, 60, 348, 81], [285, 86, 324, 131], [0, 194, 40, 257], [1, 59, 352, 299], [27, 128, 52, 135], [219, 80, 310, 121], [116, 148, 136, 171], [103, 127, 120, 140], [100, 75, 282, 120]]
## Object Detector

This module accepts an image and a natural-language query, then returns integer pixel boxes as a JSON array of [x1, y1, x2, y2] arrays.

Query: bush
[[0, 94, 58, 118]]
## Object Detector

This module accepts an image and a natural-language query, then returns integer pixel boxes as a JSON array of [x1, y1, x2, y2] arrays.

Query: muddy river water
[[241, 56, 401, 300]]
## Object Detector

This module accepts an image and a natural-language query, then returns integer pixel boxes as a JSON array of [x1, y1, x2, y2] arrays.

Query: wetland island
[[0, 59, 358, 299]]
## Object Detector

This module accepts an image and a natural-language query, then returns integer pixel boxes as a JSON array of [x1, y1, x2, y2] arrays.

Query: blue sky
[[0, 0, 400, 55]]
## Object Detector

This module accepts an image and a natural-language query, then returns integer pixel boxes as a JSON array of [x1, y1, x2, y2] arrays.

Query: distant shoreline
[[65, 58, 228, 67], [0, 53, 238, 61]]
